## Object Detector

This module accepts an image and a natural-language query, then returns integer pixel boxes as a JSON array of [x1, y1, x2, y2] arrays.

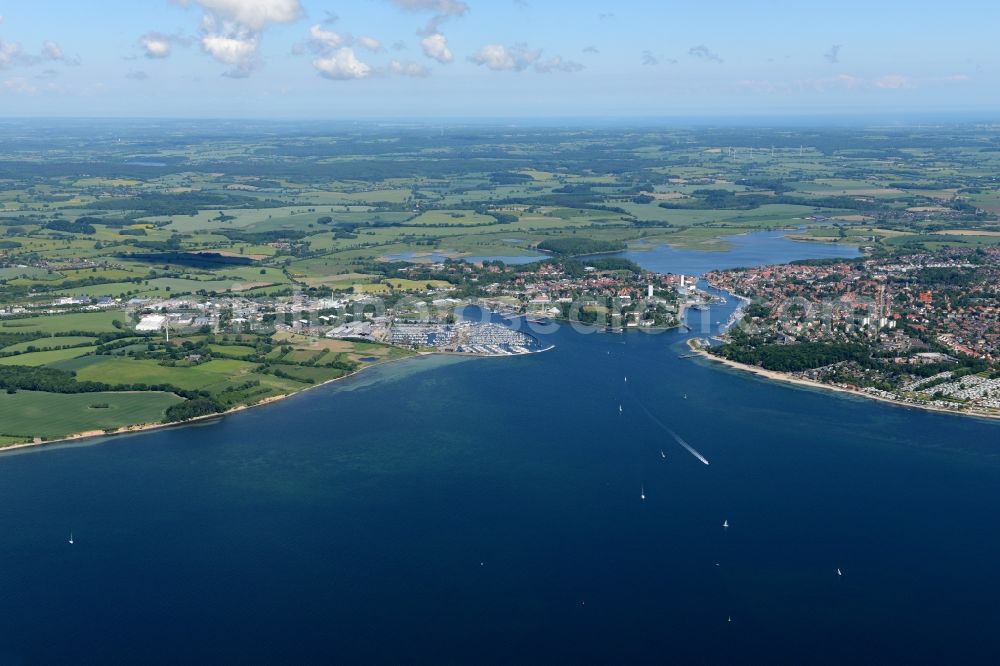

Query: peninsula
[[700, 246, 1000, 418]]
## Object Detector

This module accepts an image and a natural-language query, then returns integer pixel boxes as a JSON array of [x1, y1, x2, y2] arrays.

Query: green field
[[75, 358, 259, 391], [2, 121, 999, 436], [0, 390, 183, 440], [0, 347, 94, 366], [0, 311, 125, 334], [1, 336, 96, 352], [208, 344, 257, 357], [407, 210, 498, 226]]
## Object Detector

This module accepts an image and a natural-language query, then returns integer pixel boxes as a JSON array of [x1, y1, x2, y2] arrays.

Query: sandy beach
[[687, 339, 1000, 422]]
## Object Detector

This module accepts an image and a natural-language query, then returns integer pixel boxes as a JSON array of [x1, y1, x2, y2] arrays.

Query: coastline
[[687, 339, 1000, 422], [503, 311, 683, 334], [0, 356, 407, 455], [0, 340, 561, 456]]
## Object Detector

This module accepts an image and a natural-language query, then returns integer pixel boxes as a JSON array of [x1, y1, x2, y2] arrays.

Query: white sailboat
[[660, 450, 666, 459], [68, 532, 74, 545], [837, 568, 842, 576], [640, 485, 646, 501], [723, 520, 729, 529], [619, 404, 622, 413]]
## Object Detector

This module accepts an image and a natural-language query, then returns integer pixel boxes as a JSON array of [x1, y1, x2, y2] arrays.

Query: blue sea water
[[1, 233, 998, 664]]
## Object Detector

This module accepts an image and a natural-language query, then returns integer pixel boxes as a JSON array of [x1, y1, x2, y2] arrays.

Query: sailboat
[[624, 376, 627, 383], [723, 520, 729, 529], [660, 450, 666, 459], [619, 404, 622, 413], [640, 486, 646, 501], [837, 568, 842, 576], [68, 532, 74, 545]]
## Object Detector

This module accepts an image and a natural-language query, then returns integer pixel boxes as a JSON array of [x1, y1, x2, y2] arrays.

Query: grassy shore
[[0, 354, 406, 455], [0, 343, 553, 455]]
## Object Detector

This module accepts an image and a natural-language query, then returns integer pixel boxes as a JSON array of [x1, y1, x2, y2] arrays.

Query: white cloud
[[309, 24, 345, 49], [140, 32, 174, 59], [469, 43, 541, 71], [186, 0, 302, 31], [313, 47, 371, 80], [469, 44, 515, 70], [0, 38, 77, 68], [42, 41, 63, 61], [533, 56, 583, 73], [0, 40, 19, 69], [387, 0, 468, 16], [421, 33, 453, 63], [201, 21, 259, 76], [298, 25, 384, 66], [387, 59, 429, 76], [357, 36, 382, 52], [202, 34, 257, 66], [386, 0, 466, 64], [178, 0, 303, 76]]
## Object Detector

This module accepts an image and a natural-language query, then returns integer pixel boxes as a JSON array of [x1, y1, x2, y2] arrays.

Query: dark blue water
[[1, 233, 998, 664]]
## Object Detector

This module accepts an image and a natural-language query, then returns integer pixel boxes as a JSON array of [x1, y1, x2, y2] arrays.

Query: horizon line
[[2, 110, 1000, 126]]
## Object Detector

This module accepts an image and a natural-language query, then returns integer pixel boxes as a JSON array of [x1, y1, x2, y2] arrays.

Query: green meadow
[[0, 391, 183, 441]]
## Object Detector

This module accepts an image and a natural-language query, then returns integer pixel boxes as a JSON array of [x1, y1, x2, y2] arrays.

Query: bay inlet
[[3, 232, 1000, 663]]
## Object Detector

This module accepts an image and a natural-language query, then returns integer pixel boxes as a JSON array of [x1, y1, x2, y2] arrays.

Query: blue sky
[[0, 0, 996, 118]]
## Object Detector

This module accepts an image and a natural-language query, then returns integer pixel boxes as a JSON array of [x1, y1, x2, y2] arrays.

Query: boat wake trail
[[636, 402, 710, 465], [669, 430, 710, 466]]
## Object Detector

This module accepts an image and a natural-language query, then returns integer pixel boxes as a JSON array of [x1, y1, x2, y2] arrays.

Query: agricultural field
[[407, 210, 498, 226], [75, 357, 261, 391], [0, 347, 95, 366], [1, 335, 96, 352], [0, 390, 183, 442], [0, 311, 125, 334], [3, 120, 1000, 439], [271, 333, 415, 365]]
